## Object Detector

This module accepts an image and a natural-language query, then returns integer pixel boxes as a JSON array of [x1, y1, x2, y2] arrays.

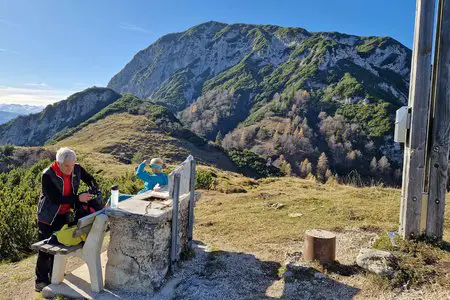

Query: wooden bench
[[31, 210, 108, 293]]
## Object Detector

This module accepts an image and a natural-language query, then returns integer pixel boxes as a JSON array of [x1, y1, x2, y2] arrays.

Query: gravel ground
[[150, 229, 449, 300]]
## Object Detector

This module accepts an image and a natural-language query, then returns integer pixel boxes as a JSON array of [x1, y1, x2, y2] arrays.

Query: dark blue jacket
[[37, 163, 96, 225]]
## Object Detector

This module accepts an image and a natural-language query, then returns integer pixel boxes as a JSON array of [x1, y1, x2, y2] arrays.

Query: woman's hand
[[79, 193, 93, 203]]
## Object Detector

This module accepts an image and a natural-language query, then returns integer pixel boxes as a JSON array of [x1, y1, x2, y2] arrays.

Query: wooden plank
[[168, 156, 193, 198], [187, 158, 196, 248], [400, 0, 436, 238], [31, 240, 46, 252], [73, 224, 93, 238], [76, 209, 104, 230], [40, 243, 58, 253], [52, 243, 83, 255], [426, 0, 450, 239], [179, 161, 192, 195], [32, 240, 83, 254], [170, 173, 181, 271]]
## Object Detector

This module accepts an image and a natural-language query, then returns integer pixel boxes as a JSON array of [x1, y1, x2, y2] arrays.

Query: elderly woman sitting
[[35, 147, 99, 292]]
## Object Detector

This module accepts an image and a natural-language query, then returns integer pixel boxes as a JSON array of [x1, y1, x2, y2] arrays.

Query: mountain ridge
[[0, 87, 121, 146], [108, 21, 410, 110], [107, 21, 411, 184], [0, 21, 412, 184]]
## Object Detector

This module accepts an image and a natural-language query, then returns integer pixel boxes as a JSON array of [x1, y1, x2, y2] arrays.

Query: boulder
[[356, 248, 396, 276]]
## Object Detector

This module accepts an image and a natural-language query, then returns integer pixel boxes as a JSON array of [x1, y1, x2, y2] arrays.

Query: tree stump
[[303, 229, 336, 264]]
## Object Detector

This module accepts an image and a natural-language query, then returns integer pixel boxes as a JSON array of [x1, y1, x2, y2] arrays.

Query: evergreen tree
[[325, 168, 333, 182], [378, 156, 391, 175], [377, 156, 391, 182], [370, 157, 377, 176], [278, 155, 292, 176], [300, 158, 312, 177], [273, 130, 280, 143], [317, 152, 329, 182], [215, 131, 223, 145]]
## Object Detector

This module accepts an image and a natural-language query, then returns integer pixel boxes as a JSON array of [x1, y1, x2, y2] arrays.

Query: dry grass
[[194, 176, 450, 297], [194, 177, 408, 258], [2, 156, 449, 298], [53, 112, 236, 171]]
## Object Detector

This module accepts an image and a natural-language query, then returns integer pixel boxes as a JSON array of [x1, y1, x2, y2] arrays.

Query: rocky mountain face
[[108, 21, 411, 185], [0, 87, 121, 146], [109, 22, 410, 110]]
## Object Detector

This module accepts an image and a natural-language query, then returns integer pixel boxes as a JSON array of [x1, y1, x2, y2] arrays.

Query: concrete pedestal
[[105, 194, 191, 294]]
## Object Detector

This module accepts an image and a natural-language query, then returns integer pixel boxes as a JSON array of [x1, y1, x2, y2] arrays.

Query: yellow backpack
[[54, 224, 87, 246]]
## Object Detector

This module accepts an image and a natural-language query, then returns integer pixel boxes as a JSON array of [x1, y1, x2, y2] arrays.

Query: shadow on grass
[[322, 261, 363, 276]]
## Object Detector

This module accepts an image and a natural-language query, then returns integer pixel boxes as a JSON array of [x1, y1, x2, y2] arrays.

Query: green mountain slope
[[108, 21, 410, 184]]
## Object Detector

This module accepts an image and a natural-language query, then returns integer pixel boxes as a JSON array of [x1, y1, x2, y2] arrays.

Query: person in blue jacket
[[107, 157, 169, 204], [135, 157, 168, 193]]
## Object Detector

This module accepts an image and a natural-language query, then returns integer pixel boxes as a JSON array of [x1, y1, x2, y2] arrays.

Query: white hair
[[56, 147, 76, 164]]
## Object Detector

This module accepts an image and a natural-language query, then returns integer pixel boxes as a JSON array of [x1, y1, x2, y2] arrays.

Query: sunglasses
[[149, 164, 163, 170]]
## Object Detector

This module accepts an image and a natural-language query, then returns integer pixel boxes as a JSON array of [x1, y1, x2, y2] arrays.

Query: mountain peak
[[108, 21, 410, 109]]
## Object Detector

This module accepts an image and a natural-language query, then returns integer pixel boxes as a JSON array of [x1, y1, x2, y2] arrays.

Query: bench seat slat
[[31, 240, 46, 251], [31, 240, 84, 255]]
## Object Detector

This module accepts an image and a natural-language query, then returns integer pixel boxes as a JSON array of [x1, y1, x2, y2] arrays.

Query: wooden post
[[170, 173, 181, 270], [303, 229, 336, 264], [400, 0, 436, 238], [187, 158, 196, 248], [426, 0, 450, 239]]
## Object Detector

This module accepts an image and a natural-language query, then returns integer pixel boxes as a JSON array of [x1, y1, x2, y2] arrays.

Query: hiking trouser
[[35, 213, 70, 284]]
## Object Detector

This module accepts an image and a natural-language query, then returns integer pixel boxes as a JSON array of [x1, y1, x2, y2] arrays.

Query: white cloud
[[0, 48, 6, 52], [0, 86, 76, 106], [119, 22, 149, 33], [24, 82, 50, 88]]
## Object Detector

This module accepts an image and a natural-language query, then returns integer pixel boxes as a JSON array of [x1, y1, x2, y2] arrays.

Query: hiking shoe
[[35, 281, 49, 292]]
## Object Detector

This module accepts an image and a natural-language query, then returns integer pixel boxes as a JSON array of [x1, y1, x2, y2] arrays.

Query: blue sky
[[0, 0, 416, 105]]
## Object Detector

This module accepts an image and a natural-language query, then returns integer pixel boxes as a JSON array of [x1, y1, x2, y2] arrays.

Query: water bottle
[[111, 185, 119, 208]]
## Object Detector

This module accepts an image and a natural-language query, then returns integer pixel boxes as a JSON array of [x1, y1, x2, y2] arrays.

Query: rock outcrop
[[356, 248, 396, 276]]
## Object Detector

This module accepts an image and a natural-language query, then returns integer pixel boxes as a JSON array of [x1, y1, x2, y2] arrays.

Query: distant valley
[[0, 104, 44, 125]]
